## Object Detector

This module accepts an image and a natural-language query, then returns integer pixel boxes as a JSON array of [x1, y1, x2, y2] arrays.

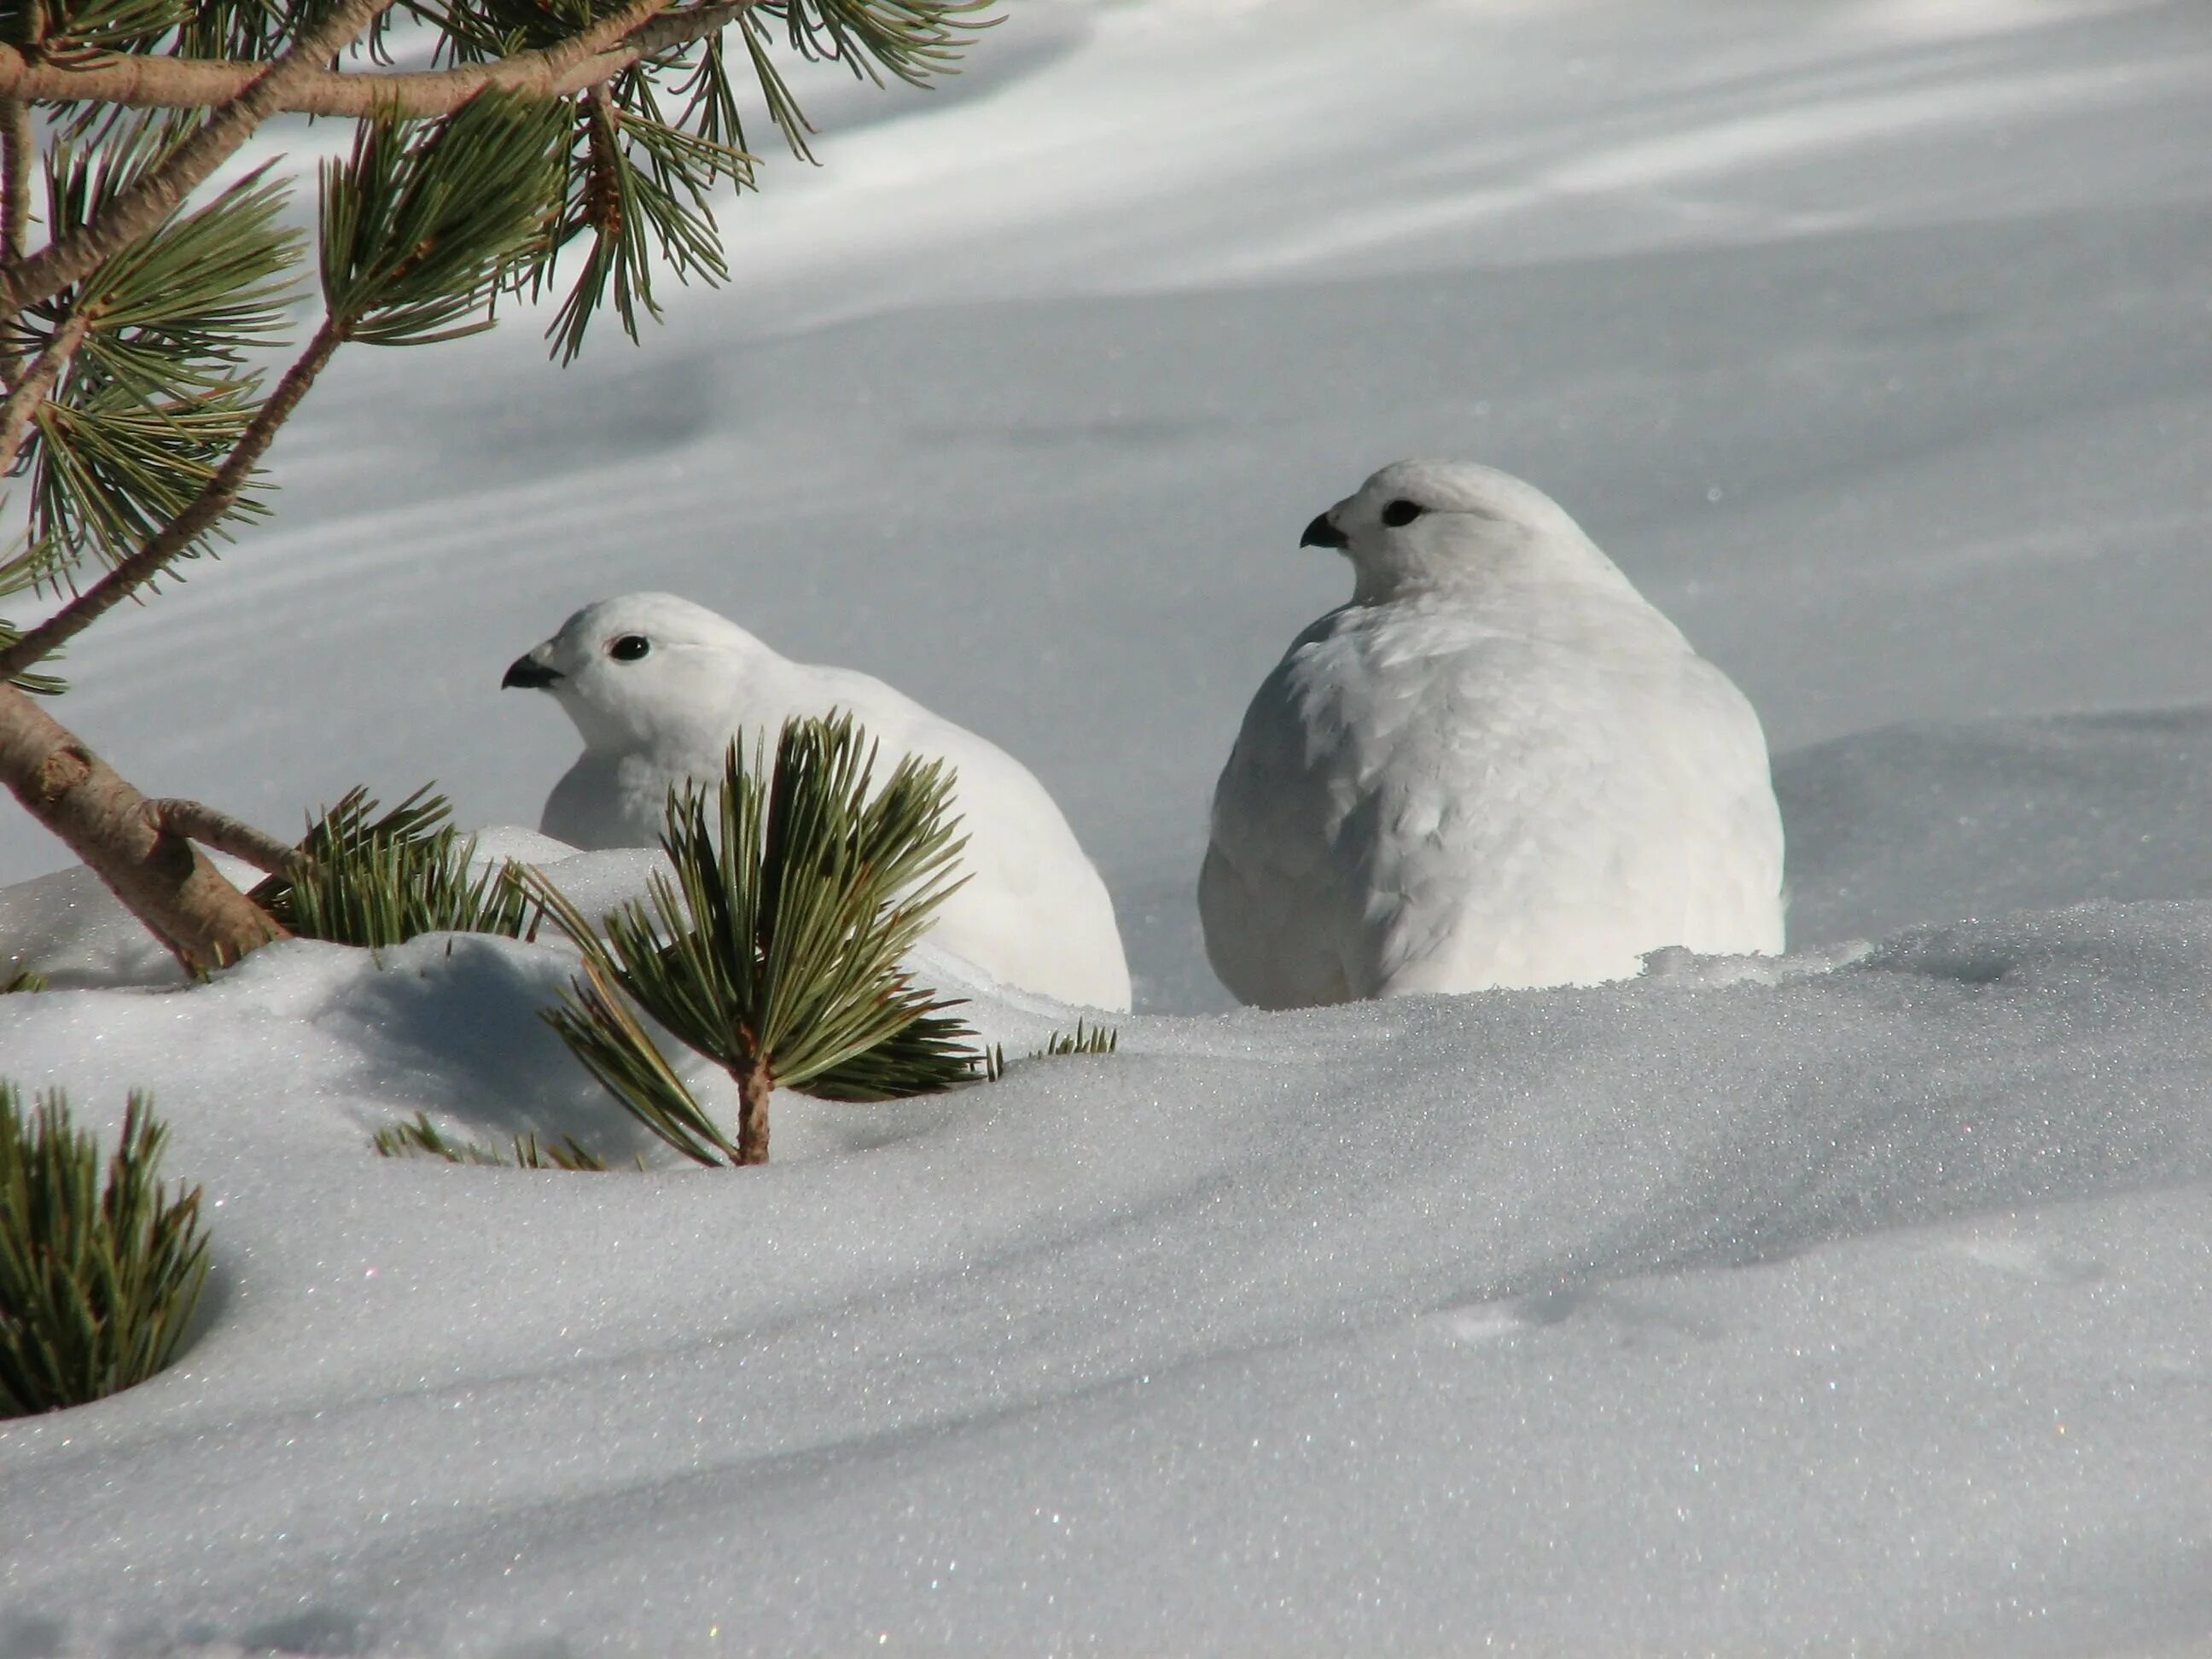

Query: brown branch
[[0, 3, 757, 120], [0, 315, 344, 682], [0, 95, 27, 261], [0, 305, 90, 479], [0, 91, 32, 384], [0, 680, 288, 971], [145, 797, 305, 876], [0, 0, 396, 319]]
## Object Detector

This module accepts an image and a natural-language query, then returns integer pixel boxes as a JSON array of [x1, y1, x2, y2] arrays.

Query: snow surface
[[5, 0, 2212, 1651]]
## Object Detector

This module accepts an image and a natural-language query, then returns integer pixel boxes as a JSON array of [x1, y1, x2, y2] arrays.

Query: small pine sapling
[[0, 1083, 212, 1417], [532, 713, 986, 1167]]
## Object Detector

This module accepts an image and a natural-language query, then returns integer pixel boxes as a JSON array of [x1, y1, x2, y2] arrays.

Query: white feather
[[507, 593, 1131, 1011], [1202, 461, 1784, 1007]]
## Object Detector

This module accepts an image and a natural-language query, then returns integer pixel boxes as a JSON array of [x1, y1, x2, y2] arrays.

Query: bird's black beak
[[1301, 511, 1349, 550], [502, 654, 562, 690]]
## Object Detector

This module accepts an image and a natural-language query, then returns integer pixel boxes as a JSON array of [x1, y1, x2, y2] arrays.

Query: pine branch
[[0, 0, 393, 319], [0, 0, 43, 383], [318, 89, 566, 347], [0, 307, 91, 480], [0, 315, 339, 681], [0, 678, 288, 970], [0, 91, 30, 381], [0, 95, 26, 262], [0, 3, 765, 119], [144, 796, 303, 876]]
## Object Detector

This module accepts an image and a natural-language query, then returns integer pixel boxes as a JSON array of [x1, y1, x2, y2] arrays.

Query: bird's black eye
[[608, 635, 651, 661], [1381, 498, 1425, 528]]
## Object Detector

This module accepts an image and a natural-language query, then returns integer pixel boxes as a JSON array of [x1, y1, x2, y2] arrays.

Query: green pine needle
[[249, 785, 542, 949], [1035, 1019, 1119, 1059], [541, 82, 747, 363], [35, 0, 193, 56], [321, 89, 568, 347], [30, 379, 268, 573], [532, 712, 989, 1166], [63, 161, 300, 394], [370, 1111, 614, 1172], [540, 955, 736, 1167], [0, 618, 67, 696], [980, 1020, 1121, 1082], [0, 1083, 212, 1418], [15, 125, 300, 587]]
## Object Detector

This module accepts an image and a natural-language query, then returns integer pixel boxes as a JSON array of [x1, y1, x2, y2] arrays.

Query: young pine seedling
[[0, 1085, 212, 1417], [533, 713, 986, 1167]]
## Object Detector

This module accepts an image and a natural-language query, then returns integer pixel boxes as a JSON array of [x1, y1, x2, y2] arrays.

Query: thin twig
[[0, 0, 396, 319], [0, 316, 343, 680], [145, 797, 304, 876], [0, 306, 90, 479], [0, 2, 757, 120]]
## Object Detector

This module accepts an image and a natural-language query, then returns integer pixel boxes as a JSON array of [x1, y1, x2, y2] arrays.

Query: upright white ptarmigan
[[504, 593, 1132, 1010], [1200, 460, 1784, 1008]]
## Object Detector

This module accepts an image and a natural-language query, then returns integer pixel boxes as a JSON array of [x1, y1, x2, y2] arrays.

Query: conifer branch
[[0, 4, 761, 121], [0, 316, 341, 681], [0, 91, 30, 378], [0, 0, 41, 382], [0, 0, 393, 319], [0, 306, 90, 480], [0, 679, 288, 970], [0, 99, 26, 267], [145, 797, 304, 876]]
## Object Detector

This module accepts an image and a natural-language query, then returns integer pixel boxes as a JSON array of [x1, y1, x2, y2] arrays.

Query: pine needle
[[533, 713, 989, 1166], [370, 1111, 613, 1173], [0, 1083, 212, 1418], [249, 785, 541, 949]]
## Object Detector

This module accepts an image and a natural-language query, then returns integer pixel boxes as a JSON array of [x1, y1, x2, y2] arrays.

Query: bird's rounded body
[[510, 594, 1131, 1011], [1201, 461, 1784, 1008]]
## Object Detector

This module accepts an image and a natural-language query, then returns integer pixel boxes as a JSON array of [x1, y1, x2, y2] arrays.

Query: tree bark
[[143, 799, 305, 877], [0, 90, 32, 385], [736, 1057, 772, 1166], [0, 0, 398, 318], [0, 306, 90, 480], [0, 3, 759, 121], [0, 683, 288, 972]]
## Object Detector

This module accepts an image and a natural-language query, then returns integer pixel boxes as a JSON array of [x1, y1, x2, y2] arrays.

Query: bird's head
[[502, 591, 761, 753], [1301, 459, 1621, 603]]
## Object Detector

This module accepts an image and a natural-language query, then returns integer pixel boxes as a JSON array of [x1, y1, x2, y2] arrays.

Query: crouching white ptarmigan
[[504, 592, 1132, 1011], [1199, 460, 1784, 1009]]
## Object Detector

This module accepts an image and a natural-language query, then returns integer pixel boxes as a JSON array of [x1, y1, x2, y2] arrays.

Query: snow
[[5, 0, 2212, 1651]]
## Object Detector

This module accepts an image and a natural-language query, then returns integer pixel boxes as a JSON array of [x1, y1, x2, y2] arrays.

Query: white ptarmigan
[[1199, 460, 1784, 1009], [504, 592, 1132, 1011]]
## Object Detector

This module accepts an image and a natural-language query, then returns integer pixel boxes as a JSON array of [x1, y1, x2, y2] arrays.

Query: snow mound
[[3, 899, 2209, 1653], [1779, 703, 2212, 946]]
